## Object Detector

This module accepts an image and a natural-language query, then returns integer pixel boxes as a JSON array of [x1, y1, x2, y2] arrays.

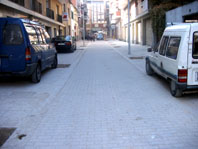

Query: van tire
[[170, 80, 182, 97], [31, 64, 41, 83], [146, 60, 154, 75], [51, 55, 58, 69]]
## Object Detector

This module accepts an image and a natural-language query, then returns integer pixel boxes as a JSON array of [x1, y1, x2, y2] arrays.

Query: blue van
[[0, 18, 57, 83]]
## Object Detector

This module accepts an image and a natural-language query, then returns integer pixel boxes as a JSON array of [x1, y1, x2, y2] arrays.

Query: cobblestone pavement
[[1, 40, 198, 149]]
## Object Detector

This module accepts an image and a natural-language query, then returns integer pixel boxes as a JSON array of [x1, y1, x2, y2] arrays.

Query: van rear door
[[0, 19, 26, 72], [187, 24, 198, 85]]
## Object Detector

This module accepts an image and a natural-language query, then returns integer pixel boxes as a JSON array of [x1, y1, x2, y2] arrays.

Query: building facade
[[86, 0, 107, 35], [109, 0, 153, 46], [0, 0, 65, 37], [166, 1, 198, 24]]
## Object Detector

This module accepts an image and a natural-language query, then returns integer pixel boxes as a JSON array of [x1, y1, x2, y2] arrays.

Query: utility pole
[[128, 0, 131, 55], [82, 3, 86, 47]]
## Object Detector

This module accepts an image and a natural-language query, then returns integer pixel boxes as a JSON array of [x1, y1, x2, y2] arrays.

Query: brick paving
[[1, 41, 198, 149]]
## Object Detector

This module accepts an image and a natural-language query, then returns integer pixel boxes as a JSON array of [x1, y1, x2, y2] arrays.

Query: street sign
[[62, 12, 68, 21]]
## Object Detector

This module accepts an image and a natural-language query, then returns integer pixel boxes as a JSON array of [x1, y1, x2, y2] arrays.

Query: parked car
[[0, 18, 57, 83], [52, 35, 76, 53], [146, 23, 198, 97], [97, 33, 104, 40]]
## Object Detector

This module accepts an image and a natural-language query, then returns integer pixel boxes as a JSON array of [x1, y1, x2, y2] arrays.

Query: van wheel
[[51, 55, 58, 69], [146, 60, 154, 75], [31, 64, 41, 83], [170, 80, 182, 97]]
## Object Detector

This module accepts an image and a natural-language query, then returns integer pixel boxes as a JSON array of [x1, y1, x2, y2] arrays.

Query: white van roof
[[165, 23, 198, 32]]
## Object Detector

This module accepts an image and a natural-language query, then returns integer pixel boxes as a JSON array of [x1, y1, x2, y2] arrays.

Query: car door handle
[[0, 55, 9, 58]]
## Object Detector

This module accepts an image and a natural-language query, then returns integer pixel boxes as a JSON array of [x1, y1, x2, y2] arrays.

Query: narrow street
[[1, 40, 198, 149]]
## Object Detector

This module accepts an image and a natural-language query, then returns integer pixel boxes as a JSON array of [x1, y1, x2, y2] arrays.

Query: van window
[[193, 32, 198, 59], [35, 27, 44, 44], [3, 24, 23, 45], [24, 25, 39, 45], [159, 36, 169, 56], [43, 29, 50, 39], [39, 28, 47, 44], [166, 37, 181, 60]]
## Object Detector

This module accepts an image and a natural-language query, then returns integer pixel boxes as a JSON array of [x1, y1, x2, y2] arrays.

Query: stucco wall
[[166, 1, 198, 24]]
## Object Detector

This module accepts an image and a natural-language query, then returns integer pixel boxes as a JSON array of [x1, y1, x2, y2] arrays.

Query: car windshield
[[66, 36, 71, 41], [55, 36, 66, 41]]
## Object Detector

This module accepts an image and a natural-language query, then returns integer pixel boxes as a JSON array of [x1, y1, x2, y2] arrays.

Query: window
[[68, 8, 70, 18], [46, 0, 50, 8], [43, 29, 50, 39], [10, 0, 24, 6], [193, 32, 198, 59], [24, 24, 39, 45], [159, 36, 169, 56], [39, 2, 42, 14], [35, 27, 44, 44], [71, 11, 74, 19], [63, 4, 66, 12], [3, 24, 23, 45], [166, 37, 181, 60], [54, 28, 57, 37], [56, 5, 59, 15]]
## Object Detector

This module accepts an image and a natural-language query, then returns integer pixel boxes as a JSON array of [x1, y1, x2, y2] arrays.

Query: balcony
[[57, 14, 62, 23], [9, 0, 24, 6], [32, 1, 42, 14], [46, 8, 54, 20]]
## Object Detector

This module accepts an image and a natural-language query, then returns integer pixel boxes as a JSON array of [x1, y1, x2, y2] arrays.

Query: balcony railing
[[32, 1, 42, 14], [57, 14, 62, 23], [46, 8, 54, 20], [9, 0, 24, 6]]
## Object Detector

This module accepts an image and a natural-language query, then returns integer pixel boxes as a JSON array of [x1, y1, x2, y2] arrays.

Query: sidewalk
[[76, 40, 90, 49], [107, 39, 150, 58]]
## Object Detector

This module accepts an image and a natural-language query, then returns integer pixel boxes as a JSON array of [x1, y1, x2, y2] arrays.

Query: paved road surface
[[1, 41, 198, 149]]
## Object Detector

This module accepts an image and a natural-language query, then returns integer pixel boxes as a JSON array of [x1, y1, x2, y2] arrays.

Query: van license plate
[[195, 72, 198, 82]]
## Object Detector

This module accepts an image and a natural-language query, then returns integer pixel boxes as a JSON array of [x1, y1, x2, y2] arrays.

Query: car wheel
[[31, 64, 41, 83], [170, 80, 182, 97], [146, 60, 154, 75], [51, 55, 58, 69]]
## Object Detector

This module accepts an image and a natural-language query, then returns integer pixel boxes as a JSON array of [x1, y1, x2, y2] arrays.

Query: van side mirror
[[147, 48, 152, 52]]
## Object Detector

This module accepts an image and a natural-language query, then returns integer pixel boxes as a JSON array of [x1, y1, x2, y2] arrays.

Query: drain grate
[[57, 64, 71, 68], [0, 127, 16, 147], [129, 56, 145, 60]]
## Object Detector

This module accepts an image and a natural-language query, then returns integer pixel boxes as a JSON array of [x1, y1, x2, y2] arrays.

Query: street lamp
[[82, 3, 86, 47], [128, 0, 131, 55]]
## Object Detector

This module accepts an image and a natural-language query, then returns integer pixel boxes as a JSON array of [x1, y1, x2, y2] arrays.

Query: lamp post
[[82, 4, 85, 47], [128, 0, 131, 55]]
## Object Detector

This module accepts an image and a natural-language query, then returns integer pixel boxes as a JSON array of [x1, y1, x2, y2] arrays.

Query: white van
[[146, 23, 198, 97]]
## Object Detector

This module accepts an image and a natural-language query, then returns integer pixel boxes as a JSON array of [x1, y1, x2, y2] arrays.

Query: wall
[[166, 1, 198, 24]]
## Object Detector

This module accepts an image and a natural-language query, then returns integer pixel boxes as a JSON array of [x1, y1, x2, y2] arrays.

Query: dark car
[[0, 18, 57, 83], [52, 35, 76, 53]]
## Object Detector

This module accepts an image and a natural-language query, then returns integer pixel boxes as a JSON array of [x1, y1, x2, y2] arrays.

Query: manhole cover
[[129, 56, 144, 60], [57, 64, 71, 68], [0, 127, 16, 147]]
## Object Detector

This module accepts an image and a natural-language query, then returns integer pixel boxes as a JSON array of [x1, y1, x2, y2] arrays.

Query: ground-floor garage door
[[145, 18, 153, 46]]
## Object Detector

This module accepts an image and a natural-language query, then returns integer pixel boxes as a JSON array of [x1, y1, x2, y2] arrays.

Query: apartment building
[[109, 0, 153, 46], [129, 0, 152, 45], [86, 0, 107, 34], [109, 0, 123, 39], [0, 0, 65, 37]]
